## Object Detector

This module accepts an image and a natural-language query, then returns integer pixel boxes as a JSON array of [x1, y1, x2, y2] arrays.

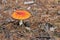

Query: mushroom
[[11, 10, 31, 25]]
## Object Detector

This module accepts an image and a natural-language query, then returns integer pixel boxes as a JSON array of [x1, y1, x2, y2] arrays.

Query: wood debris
[[24, 1, 34, 4]]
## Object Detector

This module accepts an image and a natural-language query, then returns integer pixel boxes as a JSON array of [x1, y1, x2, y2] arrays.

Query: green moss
[[54, 32, 60, 38]]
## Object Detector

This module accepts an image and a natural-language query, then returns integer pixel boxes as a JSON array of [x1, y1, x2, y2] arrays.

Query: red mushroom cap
[[12, 10, 31, 20]]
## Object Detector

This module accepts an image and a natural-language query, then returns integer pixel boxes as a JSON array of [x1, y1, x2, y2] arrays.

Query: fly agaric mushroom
[[11, 10, 31, 25]]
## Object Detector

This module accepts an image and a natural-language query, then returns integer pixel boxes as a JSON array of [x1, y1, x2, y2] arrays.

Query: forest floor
[[0, 0, 60, 40]]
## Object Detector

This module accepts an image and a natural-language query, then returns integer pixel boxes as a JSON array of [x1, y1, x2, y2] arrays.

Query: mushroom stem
[[19, 20, 23, 25]]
